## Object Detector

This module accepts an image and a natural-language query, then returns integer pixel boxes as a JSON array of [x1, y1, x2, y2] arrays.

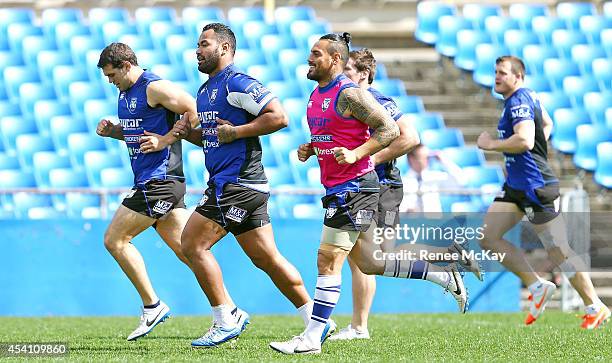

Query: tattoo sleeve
[[336, 88, 399, 147]]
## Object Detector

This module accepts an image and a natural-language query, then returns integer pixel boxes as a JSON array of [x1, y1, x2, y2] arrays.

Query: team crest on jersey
[[152, 200, 173, 215], [225, 206, 247, 223], [128, 97, 138, 114], [325, 207, 337, 218], [321, 98, 331, 112], [210, 88, 218, 103], [308, 100, 313, 108]]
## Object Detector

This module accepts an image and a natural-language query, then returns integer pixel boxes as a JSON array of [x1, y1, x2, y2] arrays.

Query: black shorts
[[322, 190, 379, 232], [195, 183, 270, 235], [378, 184, 403, 227], [122, 179, 186, 219], [494, 183, 560, 224]]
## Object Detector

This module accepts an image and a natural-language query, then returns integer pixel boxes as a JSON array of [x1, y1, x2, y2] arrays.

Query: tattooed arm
[[333, 87, 400, 164]]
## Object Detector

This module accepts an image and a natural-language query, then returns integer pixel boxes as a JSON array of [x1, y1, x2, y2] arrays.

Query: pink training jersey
[[307, 74, 374, 188]]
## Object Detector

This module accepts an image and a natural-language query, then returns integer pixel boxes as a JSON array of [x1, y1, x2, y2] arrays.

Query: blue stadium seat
[[100, 167, 134, 188], [552, 30, 588, 59], [234, 49, 266, 70], [524, 75, 552, 93], [134, 7, 176, 36], [49, 168, 88, 188], [579, 16, 612, 45], [260, 34, 297, 65], [49, 115, 88, 153], [592, 58, 611, 91], [531, 16, 566, 45], [371, 79, 406, 97], [594, 142, 612, 188], [54, 22, 90, 51], [275, 5, 316, 33], [41, 8, 82, 38], [508, 4, 548, 31], [420, 128, 464, 150], [453, 29, 491, 71], [562, 76, 599, 108], [149, 21, 184, 51], [573, 124, 612, 171], [0, 116, 37, 153], [150, 64, 188, 82], [556, 2, 595, 30], [281, 97, 306, 133], [33, 100, 70, 135], [68, 82, 106, 121], [67, 133, 107, 168], [607, 109, 612, 133], [603, 29, 612, 58], [0, 153, 19, 169], [414, 2, 456, 44], [102, 21, 138, 45], [270, 132, 307, 166], [288, 150, 318, 186], [53, 65, 88, 103], [503, 30, 539, 58], [22, 35, 57, 67], [32, 151, 71, 187], [584, 92, 612, 125], [269, 81, 302, 101], [228, 7, 265, 30], [296, 72, 317, 98], [19, 82, 56, 122], [37, 50, 72, 84], [543, 59, 580, 90], [247, 64, 284, 85], [85, 49, 106, 83], [182, 48, 203, 84], [69, 35, 104, 66], [394, 95, 425, 114], [522, 45, 558, 75], [12, 193, 54, 219], [243, 21, 279, 50], [7, 23, 43, 53], [187, 149, 206, 187], [551, 108, 591, 153], [290, 20, 330, 49], [407, 112, 445, 133], [472, 44, 510, 87], [462, 4, 501, 31], [265, 165, 295, 187], [117, 34, 154, 51], [279, 49, 309, 80], [0, 8, 34, 34], [0, 170, 35, 188], [182, 7, 224, 39], [606, 2, 612, 18], [65, 193, 101, 218], [293, 203, 322, 219], [485, 16, 519, 45], [0, 51, 24, 75], [88, 7, 129, 38], [84, 150, 123, 187], [435, 16, 473, 58], [463, 165, 504, 188], [537, 91, 572, 119], [3, 66, 40, 101], [15, 134, 54, 170], [442, 146, 485, 168]]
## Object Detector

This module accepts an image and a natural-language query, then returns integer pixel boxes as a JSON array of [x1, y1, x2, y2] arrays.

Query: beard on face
[[198, 48, 221, 74]]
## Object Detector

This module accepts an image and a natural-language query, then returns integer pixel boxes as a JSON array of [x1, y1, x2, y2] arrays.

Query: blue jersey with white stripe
[[118, 71, 183, 185], [368, 87, 403, 186], [196, 64, 275, 194], [497, 88, 557, 190]]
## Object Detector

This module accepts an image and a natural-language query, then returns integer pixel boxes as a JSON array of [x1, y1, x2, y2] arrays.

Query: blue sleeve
[[368, 88, 403, 121], [227, 73, 276, 116], [507, 92, 534, 127]]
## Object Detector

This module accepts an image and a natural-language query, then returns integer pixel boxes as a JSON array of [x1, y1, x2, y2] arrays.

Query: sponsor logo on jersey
[[384, 103, 400, 118], [247, 83, 269, 103], [307, 116, 330, 128], [202, 128, 217, 136], [124, 135, 140, 143], [311, 135, 333, 142], [322, 98, 331, 112], [510, 104, 531, 119], [313, 147, 335, 156], [225, 206, 247, 223], [198, 111, 219, 123], [152, 200, 173, 215], [203, 139, 220, 149], [119, 118, 142, 128]]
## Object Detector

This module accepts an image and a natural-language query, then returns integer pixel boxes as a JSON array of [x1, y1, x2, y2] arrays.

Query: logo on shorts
[[384, 211, 396, 226], [198, 195, 209, 207], [225, 206, 247, 223], [325, 207, 337, 219], [128, 97, 138, 114], [355, 210, 374, 225], [152, 200, 173, 215], [124, 189, 137, 200], [524, 206, 534, 221], [322, 98, 331, 112]]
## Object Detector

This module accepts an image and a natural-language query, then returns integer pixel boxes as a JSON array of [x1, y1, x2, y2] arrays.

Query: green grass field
[[1, 312, 610, 362]]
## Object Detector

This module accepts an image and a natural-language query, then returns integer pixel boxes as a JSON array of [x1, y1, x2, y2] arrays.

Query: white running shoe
[[448, 242, 484, 281], [328, 324, 370, 340], [445, 264, 469, 313], [127, 301, 170, 341], [525, 280, 556, 325], [270, 334, 321, 355]]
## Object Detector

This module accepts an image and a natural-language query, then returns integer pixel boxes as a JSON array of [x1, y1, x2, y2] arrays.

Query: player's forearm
[[353, 138, 387, 161], [109, 125, 125, 140], [186, 128, 204, 146], [490, 134, 533, 154], [235, 111, 288, 138], [372, 119, 418, 164]]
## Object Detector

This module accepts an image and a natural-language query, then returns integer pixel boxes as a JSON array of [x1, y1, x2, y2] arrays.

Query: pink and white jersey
[[307, 74, 374, 189]]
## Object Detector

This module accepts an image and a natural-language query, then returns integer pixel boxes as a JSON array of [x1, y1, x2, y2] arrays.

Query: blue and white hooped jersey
[[497, 88, 557, 190], [196, 64, 276, 195], [368, 87, 403, 186], [117, 71, 183, 186]]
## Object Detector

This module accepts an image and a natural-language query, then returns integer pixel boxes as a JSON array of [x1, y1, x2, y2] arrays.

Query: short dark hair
[[349, 48, 377, 84], [202, 22, 237, 55], [319, 32, 351, 64], [496, 55, 525, 80], [97, 42, 138, 69]]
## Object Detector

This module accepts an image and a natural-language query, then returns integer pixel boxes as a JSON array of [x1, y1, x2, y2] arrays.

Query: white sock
[[297, 301, 313, 327], [212, 304, 235, 328], [383, 259, 451, 288], [304, 275, 341, 344]]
